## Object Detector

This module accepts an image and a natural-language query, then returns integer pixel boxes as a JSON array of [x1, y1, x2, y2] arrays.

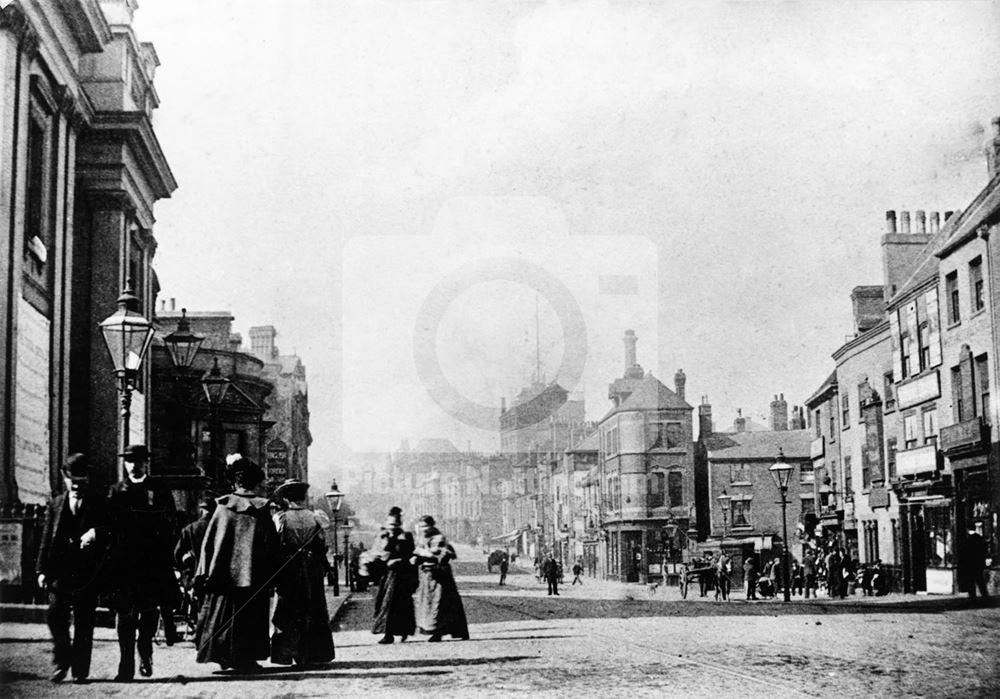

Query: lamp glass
[[201, 357, 231, 406], [325, 481, 344, 512], [100, 292, 154, 377], [717, 490, 731, 510], [164, 309, 204, 369], [769, 459, 793, 489]]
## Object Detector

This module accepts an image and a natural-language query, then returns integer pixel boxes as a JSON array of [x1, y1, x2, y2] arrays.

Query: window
[[976, 354, 990, 423], [862, 458, 871, 489], [731, 499, 751, 528], [883, 373, 896, 412], [648, 472, 665, 508], [841, 395, 850, 428], [924, 504, 953, 567], [801, 497, 815, 515], [729, 462, 751, 483], [946, 271, 960, 324], [952, 365, 965, 422], [918, 322, 931, 371], [829, 410, 836, 441], [922, 409, 938, 446], [970, 257, 984, 312], [844, 455, 853, 498], [893, 290, 941, 379], [800, 461, 815, 484], [605, 425, 619, 456], [667, 472, 683, 507], [903, 413, 920, 449], [814, 410, 821, 438], [887, 437, 898, 480]]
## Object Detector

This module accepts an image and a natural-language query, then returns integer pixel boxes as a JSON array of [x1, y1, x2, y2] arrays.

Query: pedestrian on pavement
[[714, 553, 731, 601], [825, 547, 842, 598], [572, 560, 584, 585], [370, 507, 417, 644], [36, 454, 112, 684], [412, 515, 470, 642], [803, 549, 817, 599], [194, 455, 279, 673], [743, 555, 758, 600], [542, 553, 560, 596], [958, 527, 990, 601], [790, 559, 804, 596], [107, 444, 179, 682], [269, 478, 336, 665], [499, 554, 509, 586], [174, 496, 215, 629]]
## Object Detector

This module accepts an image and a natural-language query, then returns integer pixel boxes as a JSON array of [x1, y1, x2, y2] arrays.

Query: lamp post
[[717, 490, 731, 543], [200, 357, 231, 485], [342, 520, 353, 591], [324, 480, 344, 596], [99, 282, 155, 464], [769, 448, 794, 603], [163, 309, 204, 476]]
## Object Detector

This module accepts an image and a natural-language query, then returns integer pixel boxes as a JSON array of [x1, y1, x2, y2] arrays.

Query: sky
[[134, 1, 1000, 487]]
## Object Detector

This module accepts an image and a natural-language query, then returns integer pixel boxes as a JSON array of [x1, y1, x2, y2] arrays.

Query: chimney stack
[[900, 211, 911, 234], [698, 397, 713, 440], [624, 330, 637, 370], [885, 210, 897, 234], [734, 408, 746, 433], [674, 369, 686, 402], [501, 397, 506, 414], [988, 116, 1000, 179], [170, 297, 176, 311], [929, 211, 940, 234], [770, 393, 789, 431]]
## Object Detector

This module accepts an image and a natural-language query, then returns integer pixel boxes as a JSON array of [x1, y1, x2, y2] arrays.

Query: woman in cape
[[194, 456, 278, 672], [269, 478, 335, 665], [412, 515, 469, 642], [370, 507, 416, 644]]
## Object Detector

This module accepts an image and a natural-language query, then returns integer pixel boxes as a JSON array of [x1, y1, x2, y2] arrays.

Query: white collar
[[127, 474, 148, 484]]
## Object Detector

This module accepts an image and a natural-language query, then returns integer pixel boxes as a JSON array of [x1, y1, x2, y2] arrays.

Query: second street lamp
[[99, 281, 155, 464], [324, 480, 344, 596], [201, 357, 231, 485], [717, 490, 731, 543], [769, 448, 794, 603]]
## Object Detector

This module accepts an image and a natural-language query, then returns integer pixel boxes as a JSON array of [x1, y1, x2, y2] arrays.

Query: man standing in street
[[959, 527, 990, 601], [743, 555, 758, 600], [803, 549, 816, 599], [542, 553, 560, 596], [36, 454, 111, 684], [572, 560, 584, 585], [108, 445, 178, 682], [499, 553, 509, 586]]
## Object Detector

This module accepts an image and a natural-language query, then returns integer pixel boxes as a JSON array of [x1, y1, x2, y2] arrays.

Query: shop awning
[[491, 529, 522, 542]]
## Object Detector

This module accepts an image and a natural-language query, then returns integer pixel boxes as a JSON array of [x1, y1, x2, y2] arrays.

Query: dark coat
[[174, 516, 210, 587], [542, 558, 559, 580], [36, 489, 112, 594], [371, 529, 417, 637]]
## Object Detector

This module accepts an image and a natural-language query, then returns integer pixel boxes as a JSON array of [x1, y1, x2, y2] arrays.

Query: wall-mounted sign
[[897, 371, 940, 410], [266, 438, 289, 482], [15, 299, 50, 504]]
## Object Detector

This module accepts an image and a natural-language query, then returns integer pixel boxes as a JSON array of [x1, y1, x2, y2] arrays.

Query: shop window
[[969, 257, 984, 312], [976, 354, 990, 423], [731, 499, 751, 528], [945, 271, 960, 324], [667, 471, 683, 507], [924, 505, 953, 567], [648, 472, 665, 508], [922, 409, 937, 446]]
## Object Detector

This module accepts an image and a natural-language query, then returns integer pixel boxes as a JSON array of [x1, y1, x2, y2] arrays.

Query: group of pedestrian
[[36, 448, 337, 684], [362, 508, 470, 644]]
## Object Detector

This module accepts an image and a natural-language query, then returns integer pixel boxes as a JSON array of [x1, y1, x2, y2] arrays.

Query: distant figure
[[542, 553, 560, 596], [959, 528, 989, 600], [572, 561, 584, 585], [743, 555, 758, 600], [412, 515, 469, 642], [714, 553, 731, 601], [36, 454, 112, 684], [370, 507, 417, 644], [499, 554, 509, 586], [802, 550, 817, 599]]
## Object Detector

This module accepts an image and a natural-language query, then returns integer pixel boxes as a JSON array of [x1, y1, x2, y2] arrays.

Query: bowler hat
[[274, 478, 309, 499], [119, 444, 150, 461], [60, 453, 91, 481]]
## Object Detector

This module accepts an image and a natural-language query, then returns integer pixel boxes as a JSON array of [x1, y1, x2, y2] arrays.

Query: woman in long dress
[[412, 515, 469, 642], [269, 478, 335, 666], [194, 456, 278, 672], [370, 507, 416, 644]]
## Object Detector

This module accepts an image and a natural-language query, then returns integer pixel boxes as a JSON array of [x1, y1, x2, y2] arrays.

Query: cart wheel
[[680, 576, 688, 599]]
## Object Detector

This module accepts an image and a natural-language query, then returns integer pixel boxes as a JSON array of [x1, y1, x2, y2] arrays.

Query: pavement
[[1, 547, 998, 697]]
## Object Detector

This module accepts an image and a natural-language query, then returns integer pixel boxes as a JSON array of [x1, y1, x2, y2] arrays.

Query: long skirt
[[415, 565, 469, 639], [271, 555, 335, 664], [372, 566, 416, 637], [195, 587, 269, 667]]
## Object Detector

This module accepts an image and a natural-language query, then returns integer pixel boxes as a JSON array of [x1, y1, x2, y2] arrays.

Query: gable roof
[[605, 373, 692, 420], [704, 429, 812, 461], [805, 370, 838, 408]]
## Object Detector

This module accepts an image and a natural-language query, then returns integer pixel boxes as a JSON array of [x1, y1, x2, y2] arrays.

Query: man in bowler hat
[[36, 454, 111, 683], [107, 444, 178, 681]]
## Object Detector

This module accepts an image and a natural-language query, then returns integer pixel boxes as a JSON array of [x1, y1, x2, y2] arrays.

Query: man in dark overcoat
[[36, 454, 112, 684], [959, 527, 990, 600], [107, 444, 178, 681], [542, 553, 560, 596]]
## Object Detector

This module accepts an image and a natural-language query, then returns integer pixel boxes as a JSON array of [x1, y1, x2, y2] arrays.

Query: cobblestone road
[[2, 549, 999, 697]]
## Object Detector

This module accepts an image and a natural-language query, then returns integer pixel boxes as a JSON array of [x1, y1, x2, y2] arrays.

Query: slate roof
[[704, 429, 812, 461], [805, 370, 838, 407], [603, 373, 692, 420], [413, 438, 459, 454]]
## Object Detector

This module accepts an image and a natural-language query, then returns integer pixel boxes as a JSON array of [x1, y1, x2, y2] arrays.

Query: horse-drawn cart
[[678, 565, 716, 599]]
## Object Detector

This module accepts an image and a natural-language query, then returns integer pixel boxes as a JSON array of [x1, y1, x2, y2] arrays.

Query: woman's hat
[[224, 454, 265, 483], [275, 478, 309, 499], [60, 453, 91, 481], [419, 515, 436, 527]]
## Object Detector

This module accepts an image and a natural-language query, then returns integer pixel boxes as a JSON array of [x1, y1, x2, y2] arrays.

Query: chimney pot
[[900, 211, 911, 234], [915, 210, 926, 234], [929, 211, 940, 234], [885, 210, 897, 234]]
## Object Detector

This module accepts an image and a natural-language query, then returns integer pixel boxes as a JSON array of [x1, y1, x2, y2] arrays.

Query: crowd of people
[[35, 448, 336, 684]]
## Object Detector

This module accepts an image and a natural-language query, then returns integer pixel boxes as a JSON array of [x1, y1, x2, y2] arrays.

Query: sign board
[[0, 522, 23, 584], [869, 486, 889, 509], [266, 438, 289, 482], [897, 371, 940, 410], [896, 444, 938, 477], [14, 299, 50, 504]]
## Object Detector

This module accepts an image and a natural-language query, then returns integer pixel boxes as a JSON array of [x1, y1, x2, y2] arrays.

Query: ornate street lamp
[[769, 448, 794, 602], [717, 489, 731, 542], [324, 480, 345, 596], [99, 282, 154, 459], [163, 308, 204, 370]]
